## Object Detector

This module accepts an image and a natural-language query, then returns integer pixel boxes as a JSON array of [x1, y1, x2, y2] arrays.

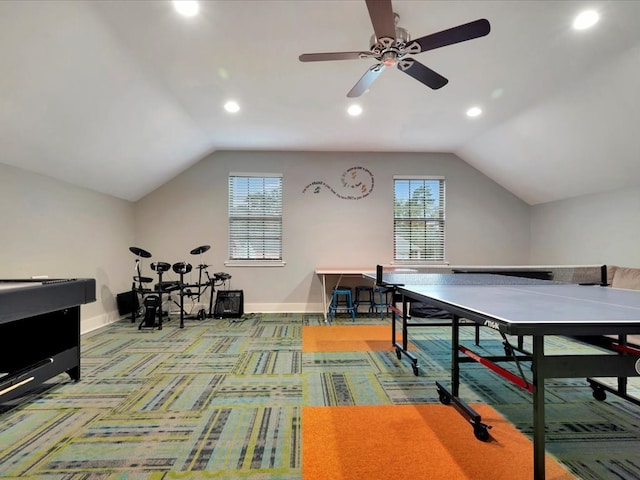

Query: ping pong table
[[367, 266, 640, 480]]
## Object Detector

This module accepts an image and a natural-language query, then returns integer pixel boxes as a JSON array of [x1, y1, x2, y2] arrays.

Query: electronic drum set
[[129, 245, 231, 330]]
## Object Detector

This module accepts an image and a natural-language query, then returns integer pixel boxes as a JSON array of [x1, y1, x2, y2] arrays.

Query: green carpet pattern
[[1, 313, 640, 478]]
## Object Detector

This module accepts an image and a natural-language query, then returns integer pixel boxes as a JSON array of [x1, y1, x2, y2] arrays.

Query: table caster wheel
[[474, 424, 490, 442], [395, 347, 402, 359], [412, 364, 419, 376], [592, 388, 606, 401], [438, 391, 451, 405]]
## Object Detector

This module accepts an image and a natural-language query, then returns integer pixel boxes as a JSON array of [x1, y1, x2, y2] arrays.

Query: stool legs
[[370, 287, 389, 320], [328, 288, 356, 322], [354, 286, 374, 317]]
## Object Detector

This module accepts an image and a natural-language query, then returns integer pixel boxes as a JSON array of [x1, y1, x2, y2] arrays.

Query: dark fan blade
[[365, 0, 396, 40], [397, 58, 448, 90], [409, 19, 490, 53], [299, 51, 372, 62], [347, 64, 386, 97]]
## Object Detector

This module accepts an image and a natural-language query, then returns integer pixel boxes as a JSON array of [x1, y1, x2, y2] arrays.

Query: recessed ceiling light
[[224, 101, 240, 113], [573, 10, 599, 30], [347, 104, 363, 117], [466, 106, 482, 118], [173, 0, 199, 17]]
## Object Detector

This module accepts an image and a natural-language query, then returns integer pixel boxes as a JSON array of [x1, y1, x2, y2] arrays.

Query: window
[[393, 176, 445, 262], [228, 174, 283, 262]]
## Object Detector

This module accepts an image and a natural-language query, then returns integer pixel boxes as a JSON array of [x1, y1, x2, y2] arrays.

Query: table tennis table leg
[[452, 315, 460, 397], [391, 294, 420, 375], [532, 335, 546, 480], [435, 315, 491, 441]]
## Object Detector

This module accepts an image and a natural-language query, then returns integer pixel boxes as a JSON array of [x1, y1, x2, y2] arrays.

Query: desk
[[315, 268, 374, 322], [369, 271, 640, 480]]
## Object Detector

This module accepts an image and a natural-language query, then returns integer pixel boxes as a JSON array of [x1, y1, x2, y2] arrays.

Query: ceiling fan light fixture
[[381, 51, 397, 67]]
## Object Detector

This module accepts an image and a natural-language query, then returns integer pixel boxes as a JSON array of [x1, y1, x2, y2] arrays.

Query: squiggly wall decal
[[302, 166, 374, 200]]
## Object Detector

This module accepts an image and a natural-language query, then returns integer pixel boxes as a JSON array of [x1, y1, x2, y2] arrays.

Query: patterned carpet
[[1, 313, 640, 479]]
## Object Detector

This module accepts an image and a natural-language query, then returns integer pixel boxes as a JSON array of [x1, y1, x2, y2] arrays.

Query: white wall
[[5, 152, 637, 322], [0, 163, 135, 332], [530, 185, 640, 268], [135, 151, 531, 312]]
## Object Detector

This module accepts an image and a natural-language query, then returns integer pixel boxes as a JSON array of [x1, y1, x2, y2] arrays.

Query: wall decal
[[302, 166, 374, 200]]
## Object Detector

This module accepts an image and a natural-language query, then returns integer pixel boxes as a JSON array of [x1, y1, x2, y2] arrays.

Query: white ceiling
[[1, 0, 639, 205]]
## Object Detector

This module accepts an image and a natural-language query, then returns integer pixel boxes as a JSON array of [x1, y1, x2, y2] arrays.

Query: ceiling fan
[[298, 0, 490, 97]]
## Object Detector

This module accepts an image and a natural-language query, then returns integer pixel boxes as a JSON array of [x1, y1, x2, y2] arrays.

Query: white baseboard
[[82, 310, 122, 335], [81, 303, 327, 335], [244, 302, 323, 313]]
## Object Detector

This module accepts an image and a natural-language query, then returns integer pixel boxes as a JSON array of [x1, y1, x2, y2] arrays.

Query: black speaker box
[[117, 290, 139, 315], [214, 290, 244, 318]]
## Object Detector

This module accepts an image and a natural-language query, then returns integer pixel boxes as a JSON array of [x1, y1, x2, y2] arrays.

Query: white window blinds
[[393, 177, 445, 262], [228, 174, 283, 261]]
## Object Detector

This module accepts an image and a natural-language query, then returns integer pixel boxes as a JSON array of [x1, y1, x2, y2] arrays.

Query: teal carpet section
[[1, 313, 640, 478]]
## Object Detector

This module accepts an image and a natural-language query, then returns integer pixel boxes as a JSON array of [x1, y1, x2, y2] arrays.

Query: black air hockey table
[[367, 268, 640, 480]]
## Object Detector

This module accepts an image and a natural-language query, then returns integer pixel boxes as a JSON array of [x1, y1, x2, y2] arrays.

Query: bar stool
[[328, 286, 356, 323], [369, 286, 390, 320], [354, 285, 374, 316]]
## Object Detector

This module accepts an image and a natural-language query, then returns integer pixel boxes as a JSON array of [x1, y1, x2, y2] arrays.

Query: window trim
[[393, 175, 446, 264], [226, 173, 284, 266]]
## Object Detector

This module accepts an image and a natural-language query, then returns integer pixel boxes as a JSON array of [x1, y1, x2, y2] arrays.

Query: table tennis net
[[375, 264, 606, 286], [373, 265, 607, 319]]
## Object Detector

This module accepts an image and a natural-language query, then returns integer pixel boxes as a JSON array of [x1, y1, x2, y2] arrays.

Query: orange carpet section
[[302, 404, 575, 480], [302, 325, 414, 352]]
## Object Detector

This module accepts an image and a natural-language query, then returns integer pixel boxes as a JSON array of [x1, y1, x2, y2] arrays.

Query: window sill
[[224, 260, 287, 267], [391, 261, 450, 266]]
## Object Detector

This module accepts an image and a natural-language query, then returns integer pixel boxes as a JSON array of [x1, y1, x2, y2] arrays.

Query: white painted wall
[[0, 163, 135, 332], [3, 153, 637, 323], [134, 151, 531, 312], [530, 185, 640, 268]]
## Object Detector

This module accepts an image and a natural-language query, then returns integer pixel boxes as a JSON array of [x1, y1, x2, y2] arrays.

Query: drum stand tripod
[[190, 245, 213, 319], [129, 246, 153, 323], [138, 261, 172, 331]]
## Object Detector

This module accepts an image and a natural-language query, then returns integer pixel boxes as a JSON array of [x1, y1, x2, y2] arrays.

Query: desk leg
[[532, 335, 546, 480], [322, 274, 328, 322]]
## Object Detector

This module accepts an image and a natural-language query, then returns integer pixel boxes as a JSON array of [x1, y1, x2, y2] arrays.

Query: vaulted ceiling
[[1, 0, 639, 205]]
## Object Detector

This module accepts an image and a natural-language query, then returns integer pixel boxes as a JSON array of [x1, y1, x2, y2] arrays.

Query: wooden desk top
[[315, 268, 375, 275]]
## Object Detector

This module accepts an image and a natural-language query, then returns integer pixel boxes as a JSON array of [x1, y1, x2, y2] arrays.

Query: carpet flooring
[[303, 404, 574, 480], [1, 312, 640, 479]]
